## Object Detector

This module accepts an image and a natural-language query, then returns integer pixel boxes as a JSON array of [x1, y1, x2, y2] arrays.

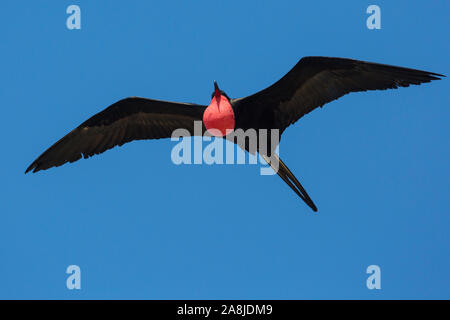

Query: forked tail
[[263, 154, 318, 212]]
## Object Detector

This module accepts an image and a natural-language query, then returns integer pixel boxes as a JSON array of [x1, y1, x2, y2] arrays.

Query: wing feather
[[234, 57, 444, 132], [26, 97, 206, 173]]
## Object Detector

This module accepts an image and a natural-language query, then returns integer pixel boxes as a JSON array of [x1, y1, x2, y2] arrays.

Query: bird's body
[[26, 57, 444, 212]]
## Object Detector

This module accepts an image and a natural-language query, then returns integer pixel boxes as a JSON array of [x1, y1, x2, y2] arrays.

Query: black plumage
[[26, 57, 443, 212], [26, 98, 206, 173]]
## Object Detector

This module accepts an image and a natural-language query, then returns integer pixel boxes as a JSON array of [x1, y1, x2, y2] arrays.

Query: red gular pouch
[[203, 93, 235, 137]]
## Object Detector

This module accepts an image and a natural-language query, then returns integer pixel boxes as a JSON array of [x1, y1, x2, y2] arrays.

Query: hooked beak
[[214, 80, 220, 97]]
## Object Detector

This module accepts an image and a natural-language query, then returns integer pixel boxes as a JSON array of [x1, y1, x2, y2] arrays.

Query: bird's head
[[211, 80, 230, 100]]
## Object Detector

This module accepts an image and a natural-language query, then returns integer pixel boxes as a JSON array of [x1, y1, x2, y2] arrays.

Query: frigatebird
[[26, 57, 443, 212]]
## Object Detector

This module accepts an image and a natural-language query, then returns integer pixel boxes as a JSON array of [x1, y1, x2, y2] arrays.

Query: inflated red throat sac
[[203, 93, 235, 137]]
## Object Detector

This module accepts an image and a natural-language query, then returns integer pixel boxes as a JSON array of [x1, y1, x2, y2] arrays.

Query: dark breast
[[228, 99, 281, 156], [231, 99, 278, 131]]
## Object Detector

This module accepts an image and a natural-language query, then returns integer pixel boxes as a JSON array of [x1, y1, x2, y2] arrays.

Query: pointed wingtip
[[25, 163, 36, 174], [307, 199, 318, 213]]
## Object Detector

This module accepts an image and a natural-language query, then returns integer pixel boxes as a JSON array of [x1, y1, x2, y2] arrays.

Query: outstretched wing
[[26, 97, 206, 173], [233, 56, 444, 132]]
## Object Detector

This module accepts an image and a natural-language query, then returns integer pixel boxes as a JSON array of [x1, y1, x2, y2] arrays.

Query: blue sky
[[1, 1, 449, 299]]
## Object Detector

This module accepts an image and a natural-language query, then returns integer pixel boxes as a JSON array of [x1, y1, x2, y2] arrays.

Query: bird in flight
[[26, 57, 443, 212]]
